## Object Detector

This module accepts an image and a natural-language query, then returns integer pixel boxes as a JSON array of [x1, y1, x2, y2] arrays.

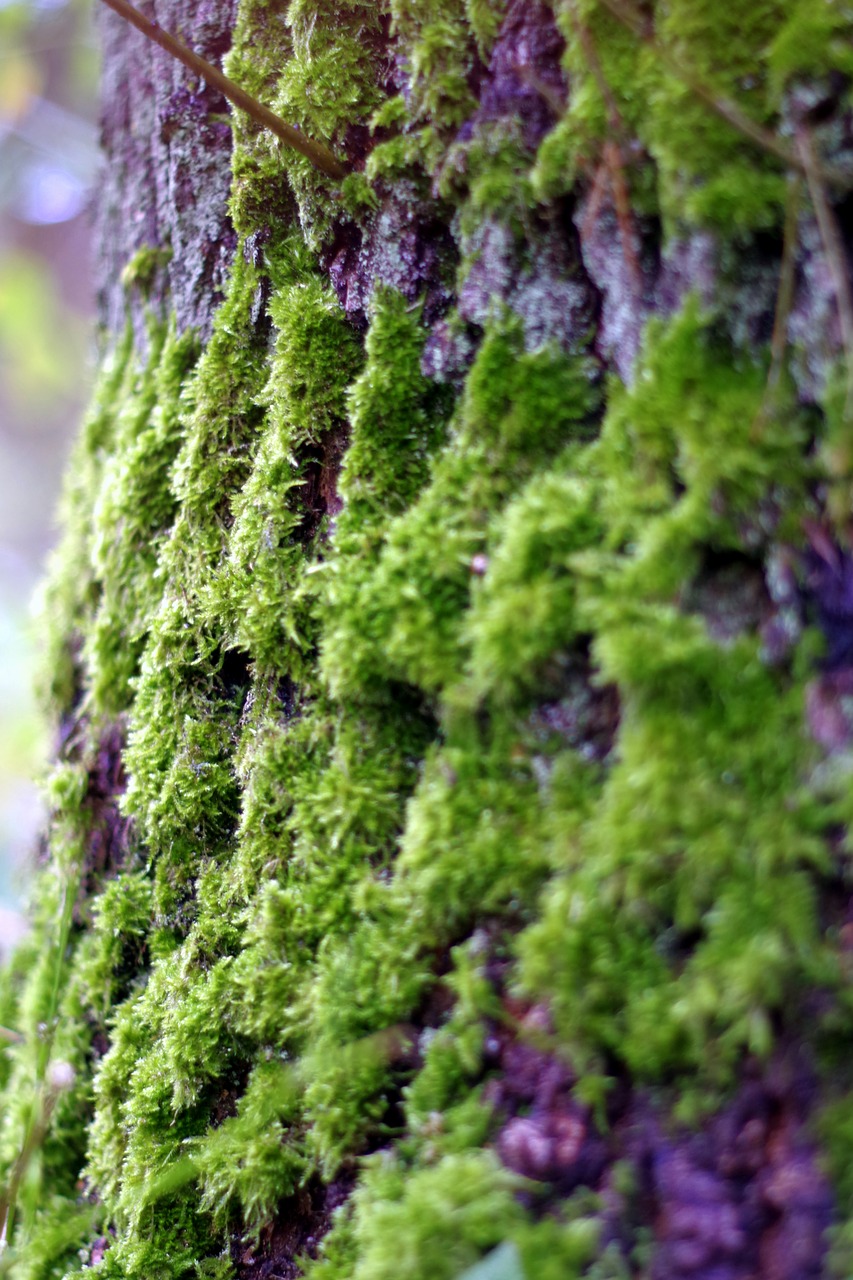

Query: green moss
[[391, 1, 478, 132], [226, 0, 388, 248], [537, 0, 835, 235], [120, 256, 268, 924], [310, 1152, 523, 1280], [464, 458, 604, 704], [219, 272, 361, 669], [463, 0, 507, 61], [6, 1198, 95, 1280], [643, 0, 789, 229], [120, 246, 173, 297], [768, 0, 853, 103], [324, 319, 598, 697], [513, 1210, 603, 1280], [7, 2, 853, 1277], [321, 288, 452, 699], [517, 303, 826, 1086], [86, 321, 199, 716], [38, 327, 136, 714], [191, 1061, 305, 1236], [72, 872, 152, 1021]]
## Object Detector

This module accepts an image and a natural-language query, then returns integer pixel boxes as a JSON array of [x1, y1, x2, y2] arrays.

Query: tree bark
[[1, 3, 853, 1279]]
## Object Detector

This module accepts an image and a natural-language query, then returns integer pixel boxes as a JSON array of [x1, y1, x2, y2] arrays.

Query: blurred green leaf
[[0, 251, 87, 409], [458, 1243, 526, 1280]]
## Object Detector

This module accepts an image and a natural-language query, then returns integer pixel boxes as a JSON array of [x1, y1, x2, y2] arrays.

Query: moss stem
[[98, 0, 349, 181]]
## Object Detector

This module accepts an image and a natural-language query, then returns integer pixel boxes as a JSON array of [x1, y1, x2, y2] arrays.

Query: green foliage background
[[0, 0, 97, 917]]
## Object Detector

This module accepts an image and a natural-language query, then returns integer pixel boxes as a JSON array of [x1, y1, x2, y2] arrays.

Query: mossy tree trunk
[[2, 2, 853, 1278]]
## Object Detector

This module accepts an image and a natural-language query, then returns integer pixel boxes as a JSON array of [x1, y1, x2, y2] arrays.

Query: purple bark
[[95, 0, 236, 346]]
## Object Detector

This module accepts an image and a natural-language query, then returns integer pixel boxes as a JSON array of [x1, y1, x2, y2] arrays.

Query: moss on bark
[[2, 1, 853, 1278]]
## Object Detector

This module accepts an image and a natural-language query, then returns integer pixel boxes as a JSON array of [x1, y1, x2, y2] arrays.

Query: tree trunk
[[2, 2, 853, 1278]]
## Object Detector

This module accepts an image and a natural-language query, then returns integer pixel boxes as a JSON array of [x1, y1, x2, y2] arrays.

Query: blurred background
[[0, 0, 98, 952]]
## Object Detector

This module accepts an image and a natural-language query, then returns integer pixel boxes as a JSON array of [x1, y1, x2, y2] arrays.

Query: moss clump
[[120, 246, 174, 297], [538, 0, 791, 231], [323, 318, 599, 697], [311, 1152, 523, 1280], [3, 1, 853, 1278]]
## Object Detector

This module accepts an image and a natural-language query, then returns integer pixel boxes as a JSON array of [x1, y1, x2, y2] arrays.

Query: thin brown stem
[[605, 138, 643, 294], [0, 1089, 54, 1252], [98, 0, 348, 181], [566, 5, 643, 294], [768, 175, 803, 395], [596, 0, 851, 188], [751, 173, 802, 440], [566, 0, 624, 141], [517, 66, 566, 118], [797, 126, 853, 416]]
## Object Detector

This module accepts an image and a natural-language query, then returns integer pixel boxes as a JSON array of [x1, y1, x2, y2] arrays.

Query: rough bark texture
[[95, 0, 237, 345], [2, 2, 853, 1279]]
